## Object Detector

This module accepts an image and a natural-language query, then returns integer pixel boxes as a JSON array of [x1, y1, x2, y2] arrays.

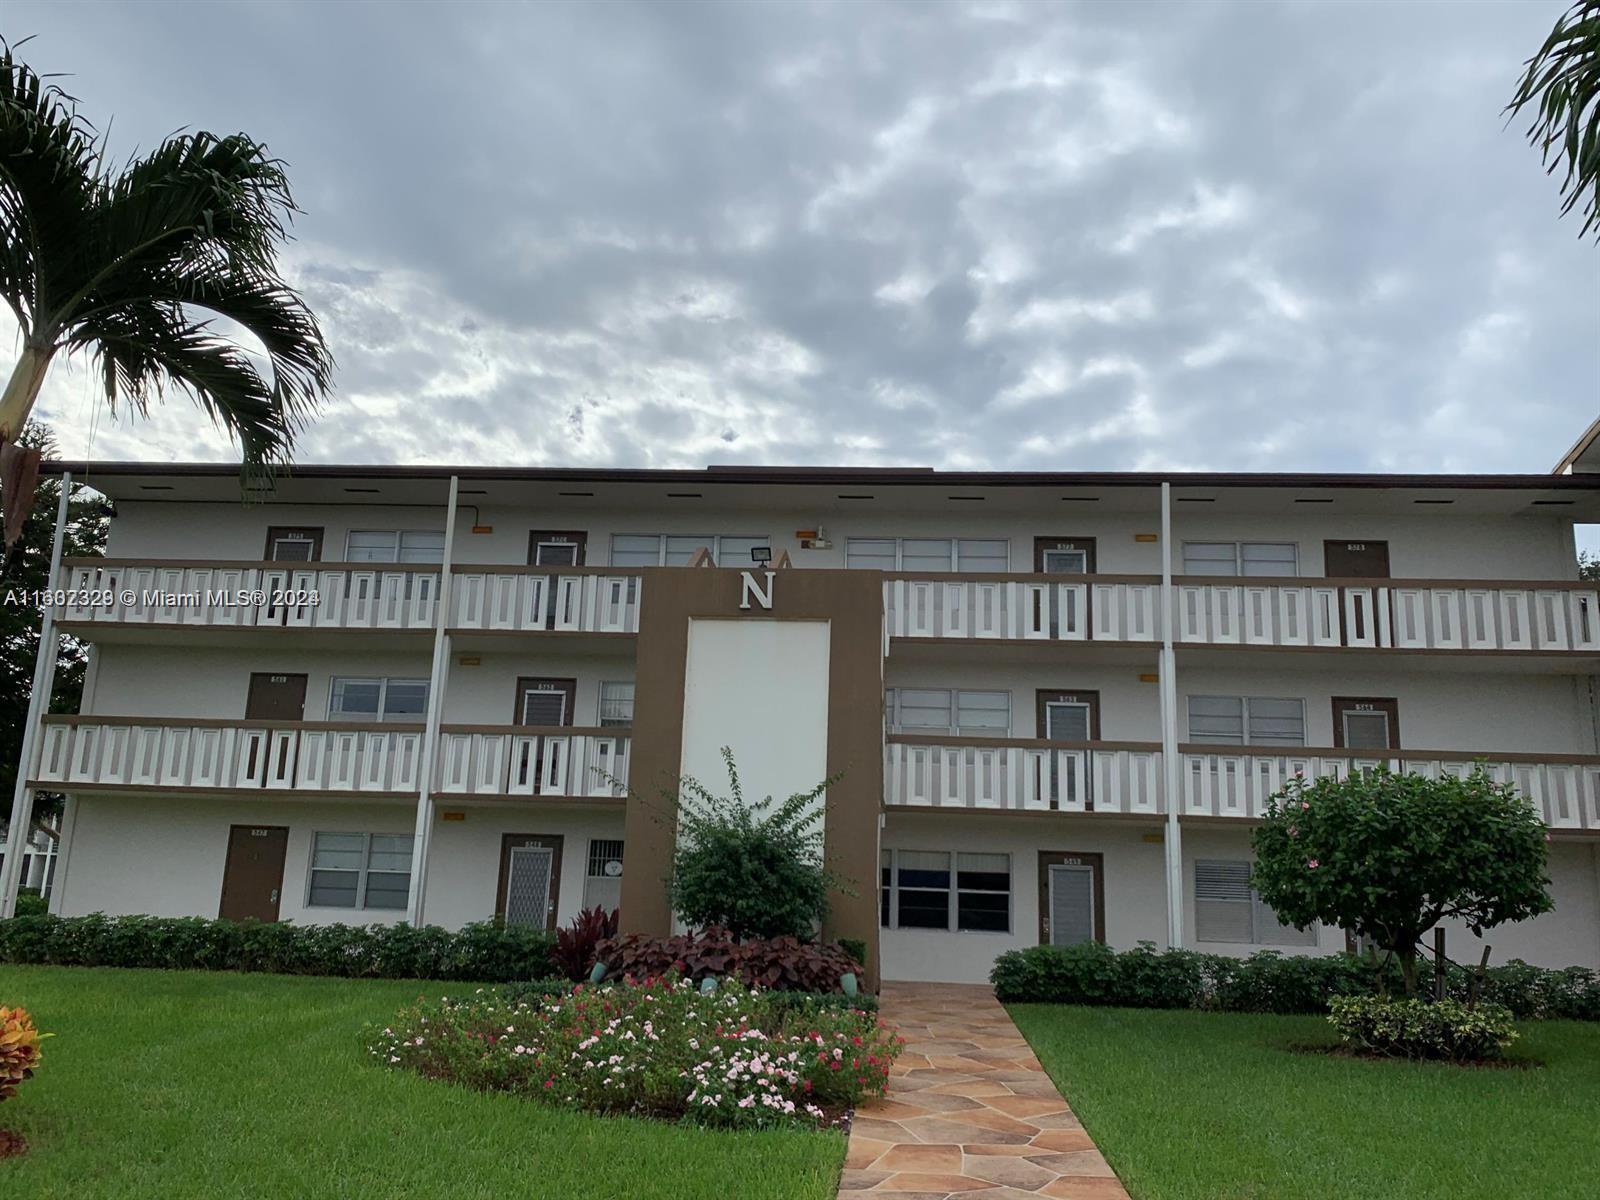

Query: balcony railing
[[30, 717, 629, 800], [59, 559, 440, 630], [1173, 577, 1600, 653], [1177, 744, 1600, 829], [885, 735, 1163, 813], [449, 567, 642, 634], [884, 735, 1600, 830], [883, 574, 1161, 642]]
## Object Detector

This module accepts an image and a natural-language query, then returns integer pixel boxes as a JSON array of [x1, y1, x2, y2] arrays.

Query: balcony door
[[1037, 690, 1099, 809], [1034, 537, 1096, 573], [513, 678, 577, 726], [246, 673, 307, 721], [528, 530, 588, 566], [1331, 697, 1401, 750], [265, 526, 323, 562], [218, 825, 289, 922], [1037, 851, 1104, 946]]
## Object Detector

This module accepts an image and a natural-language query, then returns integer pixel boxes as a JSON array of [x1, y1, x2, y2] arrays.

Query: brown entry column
[[620, 567, 885, 985]]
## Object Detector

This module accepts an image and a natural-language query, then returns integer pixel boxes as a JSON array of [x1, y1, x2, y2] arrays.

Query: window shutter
[[1194, 859, 1253, 942]]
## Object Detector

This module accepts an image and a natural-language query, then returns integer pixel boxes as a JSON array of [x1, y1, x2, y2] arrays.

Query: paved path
[[841, 982, 1130, 1199]]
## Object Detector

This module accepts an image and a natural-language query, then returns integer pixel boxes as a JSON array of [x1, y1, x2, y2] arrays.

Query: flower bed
[[365, 974, 902, 1129]]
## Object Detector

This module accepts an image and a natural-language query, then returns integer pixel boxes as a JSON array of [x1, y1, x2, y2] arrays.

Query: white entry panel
[[679, 619, 832, 820]]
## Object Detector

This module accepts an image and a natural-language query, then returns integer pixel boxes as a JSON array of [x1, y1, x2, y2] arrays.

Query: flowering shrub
[[1328, 995, 1518, 1061], [364, 974, 901, 1128], [0, 1006, 44, 1102]]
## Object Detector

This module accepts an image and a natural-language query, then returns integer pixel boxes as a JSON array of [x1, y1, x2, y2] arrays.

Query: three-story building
[[6, 460, 1600, 983]]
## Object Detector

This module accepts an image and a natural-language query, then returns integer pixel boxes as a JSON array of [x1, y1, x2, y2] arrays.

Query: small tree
[[1251, 768, 1553, 997], [667, 747, 838, 940]]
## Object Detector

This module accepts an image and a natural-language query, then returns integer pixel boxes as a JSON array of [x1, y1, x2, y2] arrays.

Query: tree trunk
[[1397, 948, 1420, 998], [0, 343, 55, 441]]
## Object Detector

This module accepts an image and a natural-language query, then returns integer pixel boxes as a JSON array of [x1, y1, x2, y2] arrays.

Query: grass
[[1008, 1003, 1600, 1200], [0, 964, 844, 1199]]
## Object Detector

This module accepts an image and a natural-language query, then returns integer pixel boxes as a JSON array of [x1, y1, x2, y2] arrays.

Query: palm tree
[[1507, 0, 1600, 241], [0, 38, 333, 545]]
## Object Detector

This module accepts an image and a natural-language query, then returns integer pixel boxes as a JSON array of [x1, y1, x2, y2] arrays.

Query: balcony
[[883, 735, 1600, 831], [30, 716, 629, 800], [449, 566, 642, 634], [1173, 577, 1600, 653], [883, 574, 1161, 643], [60, 559, 441, 630]]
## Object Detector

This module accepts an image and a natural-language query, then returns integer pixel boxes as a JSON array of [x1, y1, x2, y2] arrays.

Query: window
[[1187, 696, 1305, 746], [609, 534, 769, 567], [583, 839, 624, 911], [1181, 542, 1298, 577], [598, 682, 635, 727], [886, 688, 1010, 736], [329, 677, 429, 722], [846, 537, 1010, 572], [307, 832, 413, 910], [880, 848, 1012, 933], [345, 530, 445, 563], [1194, 860, 1316, 945]]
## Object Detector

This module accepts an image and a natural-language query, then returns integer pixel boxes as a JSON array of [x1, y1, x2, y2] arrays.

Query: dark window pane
[[897, 889, 950, 929], [898, 868, 950, 889], [958, 892, 1010, 931], [309, 870, 358, 907], [957, 870, 1010, 892], [363, 872, 410, 910]]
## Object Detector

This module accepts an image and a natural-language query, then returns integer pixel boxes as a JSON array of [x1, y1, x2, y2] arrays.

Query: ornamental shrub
[[364, 974, 901, 1128], [597, 927, 861, 992], [1328, 995, 1518, 1061], [1251, 767, 1552, 997], [551, 906, 620, 982], [0, 913, 554, 981], [0, 1006, 44, 1102], [13, 889, 46, 918], [667, 748, 839, 940]]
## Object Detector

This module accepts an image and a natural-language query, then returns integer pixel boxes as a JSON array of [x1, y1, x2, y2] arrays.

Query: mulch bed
[[0, 1128, 28, 1158], [1288, 1042, 1541, 1070]]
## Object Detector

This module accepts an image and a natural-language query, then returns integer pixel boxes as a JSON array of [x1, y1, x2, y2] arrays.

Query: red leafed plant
[[1, 1005, 45, 1159], [551, 906, 621, 981], [597, 928, 861, 992]]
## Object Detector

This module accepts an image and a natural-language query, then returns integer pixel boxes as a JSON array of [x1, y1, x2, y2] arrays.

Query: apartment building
[[4, 461, 1600, 984]]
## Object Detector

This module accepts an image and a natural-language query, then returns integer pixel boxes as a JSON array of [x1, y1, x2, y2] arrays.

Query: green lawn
[[1009, 1004, 1600, 1200], [0, 965, 844, 1199]]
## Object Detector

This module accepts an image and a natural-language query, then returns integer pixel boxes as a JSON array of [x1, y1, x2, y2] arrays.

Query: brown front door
[[1331, 697, 1401, 750], [1324, 540, 1390, 578], [246, 673, 308, 720], [497, 834, 565, 929], [513, 677, 578, 726], [264, 526, 324, 561], [1037, 851, 1105, 945], [528, 530, 588, 566], [1034, 537, 1097, 573], [218, 825, 289, 922]]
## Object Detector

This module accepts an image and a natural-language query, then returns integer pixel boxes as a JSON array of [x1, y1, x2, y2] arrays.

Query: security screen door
[[1037, 851, 1103, 945], [1331, 697, 1401, 750], [1033, 537, 1097, 573], [497, 834, 564, 930]]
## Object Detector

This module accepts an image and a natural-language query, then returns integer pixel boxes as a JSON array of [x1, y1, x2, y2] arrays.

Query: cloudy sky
[[4, 0, 1597, 477]]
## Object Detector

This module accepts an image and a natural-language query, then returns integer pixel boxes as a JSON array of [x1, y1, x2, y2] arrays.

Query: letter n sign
[[739, 570, 775, 611]]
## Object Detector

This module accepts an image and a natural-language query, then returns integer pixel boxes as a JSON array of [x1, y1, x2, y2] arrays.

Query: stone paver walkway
[[841, 982, 1130, 1199]]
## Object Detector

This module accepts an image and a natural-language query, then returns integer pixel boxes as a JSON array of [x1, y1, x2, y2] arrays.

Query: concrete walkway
[[841, 982, 1130, 1199]]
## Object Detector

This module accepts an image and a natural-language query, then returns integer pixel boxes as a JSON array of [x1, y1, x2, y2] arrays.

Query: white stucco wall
[[55, 792, 623, 932]]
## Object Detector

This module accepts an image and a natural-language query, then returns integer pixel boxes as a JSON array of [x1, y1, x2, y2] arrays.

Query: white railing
[[33, 718, 427, 793], [884, 737, 1163, 813], [60, 560, 440, 630], [31, 717, 630, 799], [435, 727, 629, 797], [1178, 746, 1600, 830], [451, 570, 642, 634], [1174, 579, 1600, 653], [883, 576, 1161, 642]]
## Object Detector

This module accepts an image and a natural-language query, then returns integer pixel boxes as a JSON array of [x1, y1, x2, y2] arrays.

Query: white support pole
[[1159, 480, 1184, 949], [405, 475, 459, 927], [1, 471, 73, 918]]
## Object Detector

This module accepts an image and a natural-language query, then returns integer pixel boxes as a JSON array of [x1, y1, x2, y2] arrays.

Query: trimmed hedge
[[0, 913, 554, 981], [991, 941, 1600, 1020], [1329, 995, 1519, 1060]]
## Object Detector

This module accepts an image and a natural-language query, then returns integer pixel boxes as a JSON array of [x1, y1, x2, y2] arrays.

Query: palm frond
[[1507, 0, 1600, 239]]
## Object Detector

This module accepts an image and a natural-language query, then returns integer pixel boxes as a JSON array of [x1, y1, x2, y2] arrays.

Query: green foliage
[[0, 41, 333, 470], [365, 974, 899, 1128], [667, 748, 838, 940], [598, 928, 862, 992], [12, 887, 47, 918], [0, 913, 554, 981], [1251, 768, 1552, 994], [1506, 0, 1600, 240], [836, 938, 867, 969], [1328, 995, 1518, 1061]]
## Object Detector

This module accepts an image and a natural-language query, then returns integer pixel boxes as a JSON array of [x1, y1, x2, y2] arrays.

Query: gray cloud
[[2, 0, 1595, 481]]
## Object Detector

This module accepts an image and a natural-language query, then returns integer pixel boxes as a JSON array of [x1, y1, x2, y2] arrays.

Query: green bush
[[14, 888, 48, 918], [837, 937, 868, 970], [0, 913, 554, 981], [1328, 995, 1518, 1061], [990, 942, 1598, 1020]]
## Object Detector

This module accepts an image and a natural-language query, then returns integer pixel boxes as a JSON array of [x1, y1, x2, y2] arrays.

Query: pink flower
[[1307, 858, 1319, 869], [1545, 833, 1553, 843], [1288, 826, 1299, 838], [1300, 801, 1310, 810]]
